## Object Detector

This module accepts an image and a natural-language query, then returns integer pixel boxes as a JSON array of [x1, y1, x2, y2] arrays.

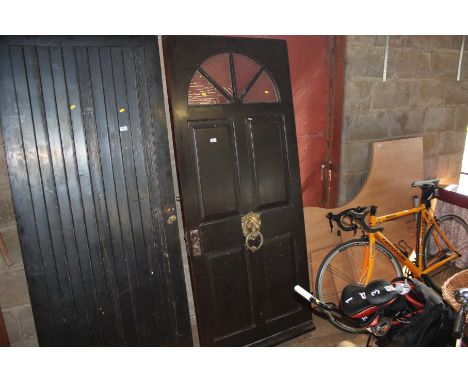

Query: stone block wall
[[0, 129, 38, 346], [340, 36, 468, 205]]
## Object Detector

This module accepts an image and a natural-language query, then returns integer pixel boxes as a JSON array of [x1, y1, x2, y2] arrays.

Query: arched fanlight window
[[188, 52, 279, 105]]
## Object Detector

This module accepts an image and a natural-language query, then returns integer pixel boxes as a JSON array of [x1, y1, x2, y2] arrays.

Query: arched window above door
[[188, 53, 279, 105]]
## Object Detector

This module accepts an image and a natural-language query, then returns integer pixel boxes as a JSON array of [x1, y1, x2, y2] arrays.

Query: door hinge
[[190, 229, 201, 256]]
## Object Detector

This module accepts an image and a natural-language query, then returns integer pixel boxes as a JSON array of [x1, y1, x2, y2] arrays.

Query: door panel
[[248, 116, 290, 209], [209, 249, 253, 338], [0, 36, 192, 346], [191, 120, 240, 220], [262, 233, 300, 322], [164, 36, 312, 346]]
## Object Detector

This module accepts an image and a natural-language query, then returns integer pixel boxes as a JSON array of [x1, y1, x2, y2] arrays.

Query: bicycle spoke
[[321, 290, 339, 301], [348, 246, 362, 281], [325, 264, 355, 284], [316, 239, 402, 334], [424, 215, 468, 290]]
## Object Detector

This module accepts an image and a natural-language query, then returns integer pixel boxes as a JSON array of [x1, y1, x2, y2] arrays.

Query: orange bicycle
[[315, 179, 468, 332]]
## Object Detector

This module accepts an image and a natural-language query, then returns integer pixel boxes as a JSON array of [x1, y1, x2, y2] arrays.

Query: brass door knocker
[[241, 212, 264, 252]]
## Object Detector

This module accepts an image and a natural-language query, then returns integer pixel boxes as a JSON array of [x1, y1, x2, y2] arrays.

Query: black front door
[[0, 36, 192, 346], [164, 36, 312, 346]]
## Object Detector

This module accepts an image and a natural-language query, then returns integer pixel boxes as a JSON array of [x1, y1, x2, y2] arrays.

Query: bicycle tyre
[[315, 239, 403, 333], [423, 214, 468, 292]]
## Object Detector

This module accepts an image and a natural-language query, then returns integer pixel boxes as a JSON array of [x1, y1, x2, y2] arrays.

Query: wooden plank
[[75, 47, 125, 345], [142, 38, 192, 345], [50, 46, 99, 345], [121, 47, 165, 344], [133, 46, 171, 345], [102, 47, 148, 344], [89, 46, 138, 345], [0, 43, 57, 345], [12, 45, 74, 345], [36, 46, 86, 345], [2, 36, 144, 48], [64, 47, 118, 345], [58, 46, 108, 345], [111, 46, 157, 345]]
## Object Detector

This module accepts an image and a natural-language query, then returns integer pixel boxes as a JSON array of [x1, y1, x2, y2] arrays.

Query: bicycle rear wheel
[[423, 214, 468, 291], [315, 239, 403, 333]]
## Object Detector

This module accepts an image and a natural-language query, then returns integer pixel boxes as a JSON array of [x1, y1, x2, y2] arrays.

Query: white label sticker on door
[[210, 138, 217, 143], [119, 126, 128, 132]]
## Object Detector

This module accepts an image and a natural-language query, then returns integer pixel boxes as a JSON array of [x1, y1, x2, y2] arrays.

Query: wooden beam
[[0, 307, 10, 347]]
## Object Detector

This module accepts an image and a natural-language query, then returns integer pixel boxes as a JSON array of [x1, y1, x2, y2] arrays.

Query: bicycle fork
[[361, 234, 376, 285]]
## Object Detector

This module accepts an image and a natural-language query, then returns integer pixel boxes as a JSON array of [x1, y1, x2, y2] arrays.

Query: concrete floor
[[278, 312, 372, 347]]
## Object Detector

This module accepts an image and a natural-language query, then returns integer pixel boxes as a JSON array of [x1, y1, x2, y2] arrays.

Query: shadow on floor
[[278, 312, 372, 347]]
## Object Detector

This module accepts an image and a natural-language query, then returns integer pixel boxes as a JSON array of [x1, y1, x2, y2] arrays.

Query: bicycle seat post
[[455, 288, 468, 306]]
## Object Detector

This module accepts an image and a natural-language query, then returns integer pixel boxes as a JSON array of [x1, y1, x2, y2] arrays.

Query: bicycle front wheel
[[423, 214, 468, 291], [315, 239, 403, 333]]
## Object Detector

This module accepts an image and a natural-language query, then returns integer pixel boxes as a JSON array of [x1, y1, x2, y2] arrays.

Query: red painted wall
[[281, 36, 331, 207], [253, 36, 333, 207]]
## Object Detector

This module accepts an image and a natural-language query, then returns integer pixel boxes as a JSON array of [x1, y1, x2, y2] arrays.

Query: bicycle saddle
[[411, 178, 440, 188], [341, 280, 398, 327]]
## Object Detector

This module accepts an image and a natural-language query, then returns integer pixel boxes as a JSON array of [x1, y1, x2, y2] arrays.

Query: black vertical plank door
[[0, 36, 192, 346]]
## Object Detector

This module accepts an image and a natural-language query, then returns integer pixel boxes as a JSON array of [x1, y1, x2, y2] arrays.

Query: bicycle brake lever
[[327, 213, 334, 233]]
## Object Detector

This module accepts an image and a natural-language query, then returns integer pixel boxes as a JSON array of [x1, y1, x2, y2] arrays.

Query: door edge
[[158, 35, 200, 346]]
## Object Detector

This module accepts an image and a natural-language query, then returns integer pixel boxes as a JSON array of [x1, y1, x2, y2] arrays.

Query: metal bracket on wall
[[457, 36, 465, 82], [382, 35, 389, 82]]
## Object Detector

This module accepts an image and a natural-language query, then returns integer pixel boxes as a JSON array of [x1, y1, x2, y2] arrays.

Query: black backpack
[[375, 279, 455, 347]]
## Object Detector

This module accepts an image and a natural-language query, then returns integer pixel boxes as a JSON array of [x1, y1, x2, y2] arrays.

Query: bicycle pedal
[[371, 317, 392, 336], [403, 268, 414, 278]]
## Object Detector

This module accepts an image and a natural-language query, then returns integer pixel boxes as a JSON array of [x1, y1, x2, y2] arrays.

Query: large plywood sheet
[[305, 137, 424, 289]]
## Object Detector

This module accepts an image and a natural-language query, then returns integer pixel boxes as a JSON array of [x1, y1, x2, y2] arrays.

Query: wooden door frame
[[0, 308, 10, 346], [325, 36, 345, 208], [157, 36, 200, 345]]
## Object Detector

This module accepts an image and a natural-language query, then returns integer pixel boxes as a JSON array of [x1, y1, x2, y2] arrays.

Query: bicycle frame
[[361, 204, 460, 284]]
